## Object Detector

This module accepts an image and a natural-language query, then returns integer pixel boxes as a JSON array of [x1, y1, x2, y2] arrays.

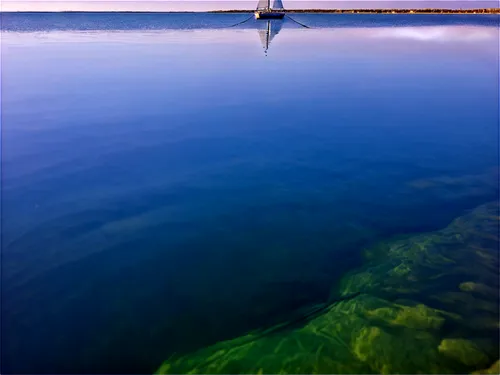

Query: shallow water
[[1, 12, 499, 374], [157, 202, 500, 374]]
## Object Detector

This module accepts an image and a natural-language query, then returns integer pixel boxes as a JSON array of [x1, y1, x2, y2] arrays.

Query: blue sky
[[2, 0, 497, 11]]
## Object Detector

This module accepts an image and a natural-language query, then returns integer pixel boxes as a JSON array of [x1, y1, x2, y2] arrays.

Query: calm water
[[1, 12, 499, 374]]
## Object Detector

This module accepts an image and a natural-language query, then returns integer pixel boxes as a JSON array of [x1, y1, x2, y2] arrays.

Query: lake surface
[[1, 12, 499, 374]]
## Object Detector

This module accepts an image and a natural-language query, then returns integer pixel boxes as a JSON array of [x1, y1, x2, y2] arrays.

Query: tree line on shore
[[212, 8, 500, 14]]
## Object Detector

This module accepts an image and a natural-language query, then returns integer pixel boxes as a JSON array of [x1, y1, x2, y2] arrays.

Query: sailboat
[[255, 0, 285, 19]]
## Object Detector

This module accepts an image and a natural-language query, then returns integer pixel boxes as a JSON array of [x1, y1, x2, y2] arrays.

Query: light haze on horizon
[[2, 0, 497, 11]]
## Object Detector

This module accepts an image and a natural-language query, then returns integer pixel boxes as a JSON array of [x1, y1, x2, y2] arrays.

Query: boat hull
[[254, 11, 285, 19]]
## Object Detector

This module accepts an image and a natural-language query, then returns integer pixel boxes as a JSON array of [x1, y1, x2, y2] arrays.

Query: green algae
[[459, 282, 498, 296], [157, 294, 455, 374], [472, 360, 500, 374], [156, 202, 500, 374], [367, 303, 446, 330], [438, 339, 490, 367]]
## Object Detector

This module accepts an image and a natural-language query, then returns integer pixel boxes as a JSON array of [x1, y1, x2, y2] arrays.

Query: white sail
[[272, 0, 284, 10], [256, 0, 269, 10]]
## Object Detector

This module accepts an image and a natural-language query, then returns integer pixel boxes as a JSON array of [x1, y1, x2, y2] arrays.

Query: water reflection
[[257, 19, 283, 55], [375, 27, 449, 42]]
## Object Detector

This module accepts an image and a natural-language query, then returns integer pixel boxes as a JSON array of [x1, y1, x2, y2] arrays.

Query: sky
[[1, 0, 498, 11]]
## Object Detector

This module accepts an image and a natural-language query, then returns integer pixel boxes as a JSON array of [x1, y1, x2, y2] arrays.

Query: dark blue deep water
[[1, 12, 499, 374]]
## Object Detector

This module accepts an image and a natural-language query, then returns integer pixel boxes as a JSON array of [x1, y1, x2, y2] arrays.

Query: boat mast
[[267, 0, 270, 10]]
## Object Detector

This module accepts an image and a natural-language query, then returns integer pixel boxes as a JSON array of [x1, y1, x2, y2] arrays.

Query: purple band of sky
[[2, 0, 498, 11]]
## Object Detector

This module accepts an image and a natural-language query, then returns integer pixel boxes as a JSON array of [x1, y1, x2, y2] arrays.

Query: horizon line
[[2, 7, 499, 12]]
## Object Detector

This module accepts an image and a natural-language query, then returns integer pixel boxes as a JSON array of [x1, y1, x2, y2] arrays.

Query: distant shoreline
[[1, 9, 500, 14], [212, 9, 500, 14]]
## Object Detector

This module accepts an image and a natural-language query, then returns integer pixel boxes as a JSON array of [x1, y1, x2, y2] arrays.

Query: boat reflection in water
[[257, 19, 283, 55]]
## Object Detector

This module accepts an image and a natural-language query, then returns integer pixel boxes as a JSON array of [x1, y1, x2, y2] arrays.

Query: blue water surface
[[1, 12, 499, 374]]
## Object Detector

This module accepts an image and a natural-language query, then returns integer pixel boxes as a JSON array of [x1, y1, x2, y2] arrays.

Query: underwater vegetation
[[156, 202, 499, 374]]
